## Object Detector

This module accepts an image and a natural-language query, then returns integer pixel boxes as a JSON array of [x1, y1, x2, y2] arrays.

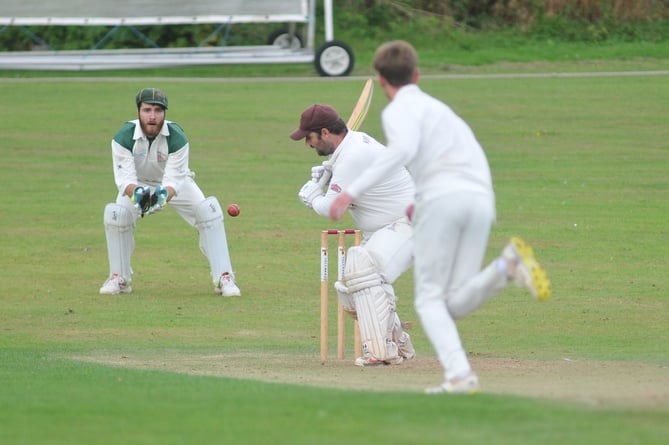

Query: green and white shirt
[[111, 119, 192, 194]]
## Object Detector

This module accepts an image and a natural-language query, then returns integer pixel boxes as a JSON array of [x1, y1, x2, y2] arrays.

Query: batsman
[[290, 102, 416, 366], [99, 87, 241, 297]]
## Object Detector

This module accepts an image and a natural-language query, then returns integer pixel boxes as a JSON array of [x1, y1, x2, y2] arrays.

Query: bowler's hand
[[406, 203, 415, 222], [329, 192, 353, 221]]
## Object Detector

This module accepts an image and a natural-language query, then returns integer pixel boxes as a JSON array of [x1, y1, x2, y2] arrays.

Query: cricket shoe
[[502, 237, 551, 302], [425, 372, 480, 395], [99, 274, 132, 295], [215, 272, 241, 297], [354, 353, 403, 367]]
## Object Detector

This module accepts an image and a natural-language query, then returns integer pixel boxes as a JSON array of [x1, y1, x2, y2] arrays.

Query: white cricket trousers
[[413, 191, 500, 381], [361, 217, 413, 284]]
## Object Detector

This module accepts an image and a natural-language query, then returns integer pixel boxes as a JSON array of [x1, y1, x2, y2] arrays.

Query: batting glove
[[311, 165, 325, 181], [147, 185, 168, 215], [298, 180, 323, 209], [311, 163, 332, 188], [131, 186, 151, 217]]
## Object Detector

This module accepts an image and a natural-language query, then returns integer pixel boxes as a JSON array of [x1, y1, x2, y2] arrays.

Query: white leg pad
[[195, 197, 234, 283], [391, 311, 416, 359], [344, 247, 399, 361], [334, 281, 357, 318], [103, 203, 135, 280]]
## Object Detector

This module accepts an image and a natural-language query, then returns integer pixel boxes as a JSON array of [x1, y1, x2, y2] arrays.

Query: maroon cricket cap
[[290, 104, 340, 140]]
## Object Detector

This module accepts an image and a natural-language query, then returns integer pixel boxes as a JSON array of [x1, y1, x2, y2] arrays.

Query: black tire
[[314, 40, 355, 77], [267, 28, 304, 49]]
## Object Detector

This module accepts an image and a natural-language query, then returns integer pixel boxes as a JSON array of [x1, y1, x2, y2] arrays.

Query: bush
[[1, 0, 668, 51]]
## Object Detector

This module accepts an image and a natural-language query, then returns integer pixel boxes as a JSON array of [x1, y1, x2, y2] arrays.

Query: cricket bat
[[346, 78, 374, 131]]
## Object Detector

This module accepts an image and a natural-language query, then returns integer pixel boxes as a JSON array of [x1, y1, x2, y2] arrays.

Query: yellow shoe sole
[[511, 236, 552, 302]]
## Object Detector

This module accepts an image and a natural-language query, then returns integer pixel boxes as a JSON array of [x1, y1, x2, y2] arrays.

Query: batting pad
[[103, 203, 135, 280], [344, 247, 398, 361], [194, 197, 233, 282], [334, 280, 356, 318]]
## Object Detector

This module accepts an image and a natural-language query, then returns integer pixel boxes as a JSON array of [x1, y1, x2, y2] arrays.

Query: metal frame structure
[[0, 0, 354, 76]]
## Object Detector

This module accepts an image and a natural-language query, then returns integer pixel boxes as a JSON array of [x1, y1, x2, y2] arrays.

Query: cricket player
[[330, 41, 551, 393], [291, 104, 416, 367], [100, 87, 241, 297]]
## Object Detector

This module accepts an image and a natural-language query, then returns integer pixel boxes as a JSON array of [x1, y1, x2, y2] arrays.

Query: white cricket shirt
[[346, 85, 494, 206], [311, 130, 414, 234]]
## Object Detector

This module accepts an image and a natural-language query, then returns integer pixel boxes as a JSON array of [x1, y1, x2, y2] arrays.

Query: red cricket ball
[[227, 204, 240, 217]]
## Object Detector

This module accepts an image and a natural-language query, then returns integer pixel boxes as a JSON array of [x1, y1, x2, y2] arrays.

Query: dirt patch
[[70, 352, 669, 409]]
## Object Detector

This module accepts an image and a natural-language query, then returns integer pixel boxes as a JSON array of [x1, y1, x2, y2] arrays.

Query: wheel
[[267, 28, 304, 49], [314, 40, 355, 77]]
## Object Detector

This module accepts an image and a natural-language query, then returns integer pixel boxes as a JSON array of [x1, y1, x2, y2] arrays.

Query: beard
[[139, 118, 164, 138], [314, 140, 335, 157]]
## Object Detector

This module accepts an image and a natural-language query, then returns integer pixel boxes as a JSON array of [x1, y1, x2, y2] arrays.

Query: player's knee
[[343, 247, 380, 282], [103, 203, 135, 229], [194, 197, 223, 227]]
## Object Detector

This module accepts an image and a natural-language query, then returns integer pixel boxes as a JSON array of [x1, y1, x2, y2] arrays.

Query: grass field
[[1, 64, 668, 444]]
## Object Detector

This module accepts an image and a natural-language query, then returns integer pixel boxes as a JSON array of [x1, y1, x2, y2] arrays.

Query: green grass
[[4, 353, 665, 445], [0, 353, 665, 444], [0, 59, 668, 444]]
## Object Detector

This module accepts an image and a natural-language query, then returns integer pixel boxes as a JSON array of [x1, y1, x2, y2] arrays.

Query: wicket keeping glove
[[131, 186, 152, 217], [298, 180, 323, 209], [147, 185, 168, 215]]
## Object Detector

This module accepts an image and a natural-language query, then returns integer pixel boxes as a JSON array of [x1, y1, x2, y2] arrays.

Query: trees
[[1, 1, 667, 51]]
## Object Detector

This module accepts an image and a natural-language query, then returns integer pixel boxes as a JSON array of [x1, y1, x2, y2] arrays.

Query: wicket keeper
[[100, 88, 241, 297]]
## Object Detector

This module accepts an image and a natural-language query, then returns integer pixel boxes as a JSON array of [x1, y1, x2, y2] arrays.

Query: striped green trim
[[112, 122, 136, 152], [166, 122, 188, 154], [112, 121, 188, 153]]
